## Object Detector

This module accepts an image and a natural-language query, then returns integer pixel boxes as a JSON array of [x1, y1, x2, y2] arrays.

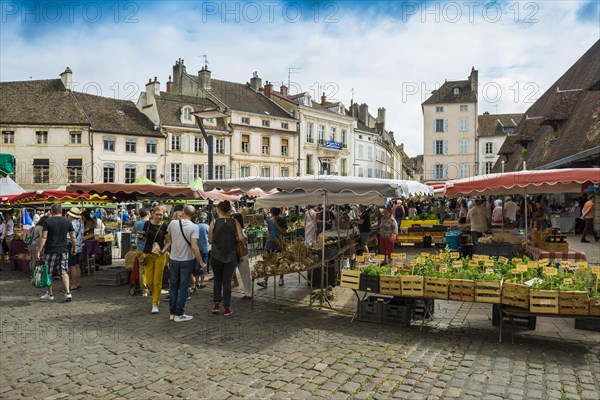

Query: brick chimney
[[321, 92, 326, 105], [166, 75, 173, 93], [60, 67, 73, 91], [377, 107, 386, 131], [358, 103, 368, 125], [280, 84, 288, 97], [264, 81, 273, 98], [198, 66, 211, 91], [469, 66, 478, 98], [250, 71, 262, 92], [172, 58, 187, 94]]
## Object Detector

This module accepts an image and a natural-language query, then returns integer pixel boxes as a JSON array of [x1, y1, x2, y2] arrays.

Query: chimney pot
[[264, 81, 273, 98], [280, 84, 288, 97], [321, 92, 326, 105]]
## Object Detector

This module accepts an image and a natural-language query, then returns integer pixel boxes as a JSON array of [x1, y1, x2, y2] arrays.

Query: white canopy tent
[[0, 176, 25, 196], [255, 189, 388, 208]]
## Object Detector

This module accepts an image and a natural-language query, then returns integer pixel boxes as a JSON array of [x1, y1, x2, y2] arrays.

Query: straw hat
[[67, 207, 82, 219]]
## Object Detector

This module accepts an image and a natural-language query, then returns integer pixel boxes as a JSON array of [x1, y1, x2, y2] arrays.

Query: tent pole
[[320, 193, 326, 307]]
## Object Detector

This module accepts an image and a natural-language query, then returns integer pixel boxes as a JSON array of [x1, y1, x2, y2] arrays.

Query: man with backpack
[[392, 200, 405, 230]]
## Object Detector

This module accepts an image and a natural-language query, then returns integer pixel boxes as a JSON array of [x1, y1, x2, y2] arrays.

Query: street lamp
[[192, 109, 227, 181]]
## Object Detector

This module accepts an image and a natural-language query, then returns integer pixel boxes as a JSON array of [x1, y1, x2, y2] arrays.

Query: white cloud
[[1, 0, 597, 157]]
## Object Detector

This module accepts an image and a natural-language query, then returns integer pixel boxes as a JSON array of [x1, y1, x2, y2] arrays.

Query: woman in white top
[[304, 205, 318, 246]]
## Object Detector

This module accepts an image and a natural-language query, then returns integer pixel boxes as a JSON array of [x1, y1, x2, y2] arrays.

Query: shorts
[[68, 252, 81, 267], [46, 253, 69, 277], [359, 232, 370, 247], [193, 252, 209, 276]]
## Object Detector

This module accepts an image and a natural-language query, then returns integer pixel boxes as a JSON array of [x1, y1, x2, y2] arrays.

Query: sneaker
[[142, 292, 149, 297], [64, 293, 72, 302], [199, 283, 206, 289], [151, 306, 159, 314], [224, 307, 233, 316], [212, 303, 220, 314], [161, 289, 169, 295], [169, 314, 175, 321], [174, 314, 193, 322], [279, 278, 284, 287], [257, 281, 267, 289], [40, 293, 54, 301]]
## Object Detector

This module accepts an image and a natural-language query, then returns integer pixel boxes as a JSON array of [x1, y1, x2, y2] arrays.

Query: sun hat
[[67, 207, 82, 219]]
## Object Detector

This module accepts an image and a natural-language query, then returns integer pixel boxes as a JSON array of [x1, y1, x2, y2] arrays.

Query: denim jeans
[[212, 257, 237, 307], [471, 231, 483, 253], [169, 259, 194, 316]]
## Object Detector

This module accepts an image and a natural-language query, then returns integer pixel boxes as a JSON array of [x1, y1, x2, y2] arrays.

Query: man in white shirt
[[504, 197, 518, 223], [166, 205, 205, 322]]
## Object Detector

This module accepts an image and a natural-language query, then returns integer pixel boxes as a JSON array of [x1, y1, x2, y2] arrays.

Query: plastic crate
[[413, 299, 435, 320], [475, 243, 514, 258], [383, 303, 412, 327], [356, 296, 387, 323], [96, 267, 130, 286], [445, 230, 462, 251], [359, 275, 380, 293]]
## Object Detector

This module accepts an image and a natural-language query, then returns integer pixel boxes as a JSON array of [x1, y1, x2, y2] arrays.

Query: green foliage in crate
[[361, 264, 392, 277]]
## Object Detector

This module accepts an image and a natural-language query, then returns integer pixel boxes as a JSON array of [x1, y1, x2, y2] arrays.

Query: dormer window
[[453, 87, 460, 95], [183, 107, 193, 121]]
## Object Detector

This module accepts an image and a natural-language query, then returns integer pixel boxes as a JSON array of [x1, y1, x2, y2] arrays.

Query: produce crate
[[382, 303, 412, 327], [95, 267, 130, 286], [413, 299, 435, 320], [424, 277, 449, 300], [340, 269, 361, 290], [449, 279, 475, 302], [501, 282, 530, 309], [558, 291, 590, 315], [590, 299, 600, 317], [356, 296, 387, 324], [400, 275, 424, 297], [95, 233, 115, 243], [379, 275, 402, 296], [475, 280, 503, 304], [359, 275, 380, 293], [530, 290, 559, 314], [535, 241, 568, 252]]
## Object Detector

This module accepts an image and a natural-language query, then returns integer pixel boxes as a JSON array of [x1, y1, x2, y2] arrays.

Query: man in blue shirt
[[132, 208, 150, 296], [192, 213, 210, 290]]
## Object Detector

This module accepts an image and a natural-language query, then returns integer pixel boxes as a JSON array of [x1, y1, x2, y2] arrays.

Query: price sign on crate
[[391, 253, 406, 260], [516, 263, 528, 272], [592, 266, 600, 275], [355, 255, 365, 264], [439, 265, 448, 274], [563, 278, 573, 286], [375, 255, 386, 263], [421, 252, 429, 257], [469, 260, 479, 267], [577, 261, 588, 269], [527, 261, 538, 269], [498, 256, 509, 264], [485, 268, 494, 275], [484, 260, 494, 267], [417, 256, 426, 264], [431, 255, 440, 261], [409, 260, 418, 266], [512, 257, 523, 265], [560, 261, 572, 269], [450, 252, 460, 259], [452, 261, 463, 268], [543, 267, 558, 276], [537, 259, 549, 266]]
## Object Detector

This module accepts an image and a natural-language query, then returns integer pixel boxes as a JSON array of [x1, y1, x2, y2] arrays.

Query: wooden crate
[[590, 299, 600, 317], [475, 280, 503, 304], [379, 275, 402, 296], [536, 241, 568, 252], [424, 277, 449, 300], [449, 279, 475, 302], [501, 282, 530, 309], [530, 290, 559, 314], [400, 275, 424, 297], [558, 291, 590, 316], [340, 269, 361, 290]]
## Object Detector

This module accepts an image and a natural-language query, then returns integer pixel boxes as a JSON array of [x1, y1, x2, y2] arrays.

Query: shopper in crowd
[[0, 214, 6, 269], [232, 213, 252, 299], [93, 215, 105, 235], [81, 210, 95, 238], [352, 205, 372, 254], [532, 198, 552, 229], [67, 207, 84, 291], [192, 213, 210, 291], [209, 201, 244, 316], [407, 201, 417, 219], [143, 205, 170, 314], [1, 211, 15, 256], [304, 205, 318, 246], [504, 197, 518, 224], [467, 198, 490, 252], [458, 199, 469, 224], [581, 193, 599, 243], [36, 204, 76, 302], [28, 216, 47, 273], [133, 208, 150, 296], [378, 207, 398, 264], [259, 207, 288, 288], [167, 205, 203, 322], [392, 200, 405, 230], [492, 199, 503, 225]]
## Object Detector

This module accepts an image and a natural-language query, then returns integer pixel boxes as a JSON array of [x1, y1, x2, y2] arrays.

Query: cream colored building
[[422, 68, 478, 184]]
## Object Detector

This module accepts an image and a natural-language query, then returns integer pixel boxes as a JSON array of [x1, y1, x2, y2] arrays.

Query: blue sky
[[1, 0, 599, 156]]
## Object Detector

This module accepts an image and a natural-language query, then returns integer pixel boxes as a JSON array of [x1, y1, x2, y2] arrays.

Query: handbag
[[31, 263, 52, 288], [151, 242, 162, 256], [236, 238, 249, 258]]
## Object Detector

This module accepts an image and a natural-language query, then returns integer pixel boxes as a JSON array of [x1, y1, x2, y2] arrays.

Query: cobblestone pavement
[[1, 235, 599, 399]]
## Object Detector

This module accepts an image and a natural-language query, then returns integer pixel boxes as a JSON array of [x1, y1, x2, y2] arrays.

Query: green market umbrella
[[0, 154, 15, 177], [187, 177, 204, 191], [133, 177, 155, 185]]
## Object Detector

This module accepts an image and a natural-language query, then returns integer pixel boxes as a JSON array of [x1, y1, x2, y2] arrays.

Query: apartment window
[[193, 164, 204, 180], [145, 165, 157, 182], [171, 134, 181, 151], [241, 117, 250, 124], [434, 119, 446, 132], [484, 162, 494, 174], [183, 107, 193, 121], [67, 159, 82, 183], [214, 165, 225, 180], [434, 164, 446, 180], [194, 136, 204, 152], [459, 117, 468, 132], [281, 122, 289, 129], [358, 167, 364, 178], [460, 105, 468, 112], [70, 131, 82, 145], [453, 87, 460, 95], [262, 137, 270, 155], [460, 164, 469, 179], [2, 131, 14, 144], [125, 138, 136, 153], [367, 147, 373, 161], [32, 159, 49, 183], [35, 131, 48, 145], [124, 164, 136, 184], [318, 125, 325, 142], [261, 120, 270, 127], [485, 142, 494, 154], [330, 127, 336, 142], [341, 129, 347, 146], [103, 136, 115, 151], [306, 154, 313, 174], [215, 138, 225, 154], [281, 139, 288, 156], [434, 140, 446, 155], [146, 140, 157, 154], [367, 168, 373, 178], [436, 106, 444, 113], [240, 166, 250, 178], [306, 122, 314, 143], [281, 167, 289, 177], [459, 139, 468, 154], [340, 159, 347, 176], [170, 163, 181, 183], [241, 135, 249, 153], [103, 163, 115, 183]]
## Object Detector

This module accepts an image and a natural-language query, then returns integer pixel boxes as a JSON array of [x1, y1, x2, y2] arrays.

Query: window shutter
[[168, 133, 172, 151], [464, 118, 469, 131], [181, 135, 187, 152], [443, 140, 448, 155], [432, 120, 436, 133], [188, 164, 195, 183], [225, 138, 231, 155], [181, 163, 189, 183], [432, 141, 436, 155], [444, 119, 449, 132], [443, 164, 448, 179], [166, 163, 172, 183]]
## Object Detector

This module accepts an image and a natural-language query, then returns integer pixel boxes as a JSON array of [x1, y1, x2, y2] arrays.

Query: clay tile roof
[[154, 92, 224, 129], [478, 113, 524, 138], [542, 90, 580, 122], [356, 121, 376, 133], [422, 80, 476, 105]]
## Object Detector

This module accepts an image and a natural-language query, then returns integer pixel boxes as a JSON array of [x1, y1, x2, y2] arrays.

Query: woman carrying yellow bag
[[143, 206, 170, 314]]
